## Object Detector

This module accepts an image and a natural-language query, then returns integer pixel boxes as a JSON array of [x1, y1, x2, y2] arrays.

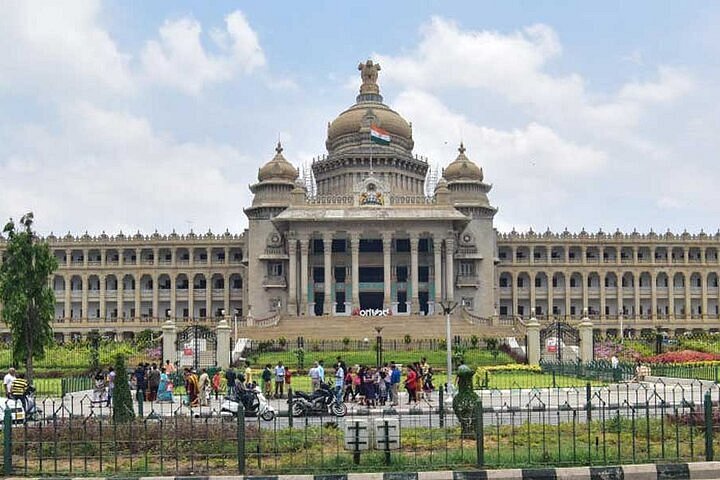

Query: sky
[[1, 0, 719, 236]]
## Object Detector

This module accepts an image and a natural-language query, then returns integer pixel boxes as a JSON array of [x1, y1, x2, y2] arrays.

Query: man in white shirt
[[334, 363, 344, 403], [3, 368, 16, 398], [274, 362, 286, 399], [309, 362, 320, 391], [317, 360, 325, 385]]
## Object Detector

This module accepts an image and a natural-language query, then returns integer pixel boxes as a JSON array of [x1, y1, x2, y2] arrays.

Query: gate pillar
[[526, 316, 541, 366], [162, 319, 177, 364], [579, 313, 594, 364], [216, 319, 231, 369]]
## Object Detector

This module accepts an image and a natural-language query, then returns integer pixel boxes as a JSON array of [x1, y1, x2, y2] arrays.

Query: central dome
[[326, 60, 413, 152]]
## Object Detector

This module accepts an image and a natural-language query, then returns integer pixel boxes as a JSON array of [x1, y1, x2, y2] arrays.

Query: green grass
[[482, 372, 607, 389]]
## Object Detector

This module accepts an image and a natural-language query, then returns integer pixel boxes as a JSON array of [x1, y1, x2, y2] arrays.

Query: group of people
[[132, 361, 175, 404]]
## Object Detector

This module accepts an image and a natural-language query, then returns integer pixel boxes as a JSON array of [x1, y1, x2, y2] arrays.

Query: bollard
[[288, 388, 293, 429], [705, 391, 713, 461], [475, 400, 484, 467], [439, 386, 445, 428], [237, 402, 246, 474], [4, 408, 12, 475]]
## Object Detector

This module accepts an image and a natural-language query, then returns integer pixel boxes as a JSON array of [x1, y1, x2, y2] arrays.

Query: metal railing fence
[[4, 380, 720, 476]]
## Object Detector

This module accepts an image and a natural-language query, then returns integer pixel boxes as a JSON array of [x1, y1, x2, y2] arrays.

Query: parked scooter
[[220, 385, 276, 421], [0, 385, 41, 424], [291, 383, 347, 417]]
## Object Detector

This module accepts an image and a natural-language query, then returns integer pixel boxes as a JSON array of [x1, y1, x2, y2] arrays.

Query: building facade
[[1, 60, 719, 340]]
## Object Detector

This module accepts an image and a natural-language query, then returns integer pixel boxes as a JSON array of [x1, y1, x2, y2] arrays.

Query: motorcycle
[[291, 383, 347, 417], [0, 386, 40, 424], [220, 385, 276, 421]]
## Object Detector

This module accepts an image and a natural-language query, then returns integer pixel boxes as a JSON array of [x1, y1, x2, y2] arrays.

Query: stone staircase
[[239, 313, 516, 340]]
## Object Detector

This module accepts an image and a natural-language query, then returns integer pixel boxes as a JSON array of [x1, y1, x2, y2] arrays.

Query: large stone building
[[1, 60, 719, 340]]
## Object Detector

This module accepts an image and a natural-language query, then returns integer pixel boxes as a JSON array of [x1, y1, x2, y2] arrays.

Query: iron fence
[[4, 380, 720, 476]]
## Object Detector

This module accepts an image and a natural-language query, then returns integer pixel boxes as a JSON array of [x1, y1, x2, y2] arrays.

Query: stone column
[[511, 272, 519, 317], [526, 316, 541, 366], [223, 274, 231, 319], [433, 236, 443, 311], [323, 233, 333, 315], [382, 233, 393, 310], [117, 276, 124, 320], [152, 273, 159, 321], [206, 275, 213, 319], [634, 273, 641, 319], [351, 233, 360, 310], [188, 280, 194, 320], [99, 274, 106, 320], [64, 274, 71, 320], [215, 319, 231, 369], [445, 236, 455, 302], [616, 273, 623, 317], [134, 275, 141, 321], [162, 320, 177, 365], [599, 275, 606, 320], [548, 272, 554, 319], [300, 237, 309, 315], [651, 273, 658, 320], [288, 237, 298, 315], [170, 275, 176, 320], [581, 272, 589, 313], [529, 274, 537, 314], [410, 234, 420, 313], [684, 273, 691, 320], [81, 275, 88, 320], [565, 272, 571, 319], [668, 277, 675, 319], [578, 315, 594, 364], [702, 274, 708, 319]]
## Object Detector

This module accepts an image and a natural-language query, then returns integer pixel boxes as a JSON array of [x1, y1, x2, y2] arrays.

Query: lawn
[[481, 371, 607, 389]]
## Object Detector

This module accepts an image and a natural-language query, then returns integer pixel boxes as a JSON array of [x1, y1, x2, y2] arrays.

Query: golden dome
[[258, 142, 298, 182], [444, 143, 483, 182], [327, 103, 412, 142]]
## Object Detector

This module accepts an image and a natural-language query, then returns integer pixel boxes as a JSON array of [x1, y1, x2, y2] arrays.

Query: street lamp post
[[439, 300, 458, 395], [374, 326, 384, 368], [233, 308, 239, 347]]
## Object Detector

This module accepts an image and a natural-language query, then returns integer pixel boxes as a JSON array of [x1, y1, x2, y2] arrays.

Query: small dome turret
[[444, 143, 483, 182], [257, 142, 298, 182]]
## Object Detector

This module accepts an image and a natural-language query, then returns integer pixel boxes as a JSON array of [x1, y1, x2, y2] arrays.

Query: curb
[[9, 462, 720, 479]]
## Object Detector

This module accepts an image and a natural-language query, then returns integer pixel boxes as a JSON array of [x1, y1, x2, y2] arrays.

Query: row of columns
[[507, 270, 716, 319], [59, 273, 240, 321], [285, 233, 456, 315], [57, 246, 240, 268], [505, 245, 713, 265]]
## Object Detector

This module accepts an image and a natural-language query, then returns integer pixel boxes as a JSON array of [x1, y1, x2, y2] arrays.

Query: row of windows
[[311, 238, 433, 254], [499, 272, 720, 288], [53, 273, 243, 291], [499, 245, 719, 262], [52, 247, 243, 265]]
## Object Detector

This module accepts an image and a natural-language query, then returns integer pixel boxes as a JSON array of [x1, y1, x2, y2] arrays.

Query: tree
[[112, 354, 135, 423], [0, 213, 58, 382]]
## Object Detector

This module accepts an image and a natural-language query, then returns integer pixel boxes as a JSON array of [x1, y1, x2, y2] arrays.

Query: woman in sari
[[157, 367, 173, 402], [184, 369, 200, 407]]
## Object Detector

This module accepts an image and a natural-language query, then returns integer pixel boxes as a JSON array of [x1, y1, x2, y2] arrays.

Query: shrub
[[112, 354, 135, 423], [470, 335, 479, 348]]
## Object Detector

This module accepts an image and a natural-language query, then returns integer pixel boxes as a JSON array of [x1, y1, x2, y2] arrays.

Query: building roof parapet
[[0, 228, 245, 246], [497, 228, 720, 242]]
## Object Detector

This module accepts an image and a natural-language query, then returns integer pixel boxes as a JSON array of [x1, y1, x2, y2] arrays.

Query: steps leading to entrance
[[240, 314, 516, 340]]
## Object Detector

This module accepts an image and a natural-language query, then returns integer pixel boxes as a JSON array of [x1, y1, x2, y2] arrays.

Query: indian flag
[[370, 124, 391, 145]]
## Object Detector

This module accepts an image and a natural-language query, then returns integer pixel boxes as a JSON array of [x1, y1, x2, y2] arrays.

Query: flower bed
[[642, 350, 720, 364]]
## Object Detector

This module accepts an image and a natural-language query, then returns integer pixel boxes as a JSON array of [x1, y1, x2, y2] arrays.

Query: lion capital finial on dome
[[358, 60, 381, 95]]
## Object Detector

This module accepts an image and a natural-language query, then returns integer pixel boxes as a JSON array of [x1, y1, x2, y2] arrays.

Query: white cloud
[[377, 18, 694, 133], [0, 0, 133, 97], [0, 103, 252, 234], [141, 10, 265, 94]]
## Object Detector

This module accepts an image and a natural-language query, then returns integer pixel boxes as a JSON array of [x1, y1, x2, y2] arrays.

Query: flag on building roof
[[370, 124, 390, 145]]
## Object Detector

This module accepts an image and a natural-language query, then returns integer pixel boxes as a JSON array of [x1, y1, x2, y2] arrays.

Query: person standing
[[148, 364, 160, 402], [405, 365, 418, 405], [244, 362, 253, 386], [3, 367, 16, 398], [309, 361, 320, 391], [134, 364, 146, 405], [274, 362, 286, 399], [212, 368, 222, 400], [198, 368, 210, 406], [334, 362, 345, 404], [106, 367, 116, 407], [225, 367, 236, 396], [317, 360, 325, 385], [390, 363, 401, 406], [10, 373, 29, 412], [184, 369, 200, 407], [261, 364, 272, 397]]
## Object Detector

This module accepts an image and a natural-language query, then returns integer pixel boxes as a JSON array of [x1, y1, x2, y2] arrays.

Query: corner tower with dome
[[245, 60, 497, 320]]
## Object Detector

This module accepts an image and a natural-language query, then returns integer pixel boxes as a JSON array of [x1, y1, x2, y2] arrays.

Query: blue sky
[[1, 1, 719, 235]]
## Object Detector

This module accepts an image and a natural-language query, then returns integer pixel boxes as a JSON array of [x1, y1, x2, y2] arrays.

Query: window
[[518, 305, 524, 316], [570, 278, 577, 288], [313, 239, 323, 253], [535, 277, 542, 288], [331, 239, 346, 253], [459, 261, 474, 276], [199, 308, 206, 318], [268, 263, 283, 277], [419, 238, 429, 252], [499, 277, 509, 287], [499, 306, 508, 316], [461, 297, 474, 310], [334, 267, 346, 282], [396, 266, 408, 282], [419, 266, 429, 282], [395, 239, 410, 252], [517, 277, 524, 288], [552, 277, 558, 288], [313, 267, 324, 281]]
